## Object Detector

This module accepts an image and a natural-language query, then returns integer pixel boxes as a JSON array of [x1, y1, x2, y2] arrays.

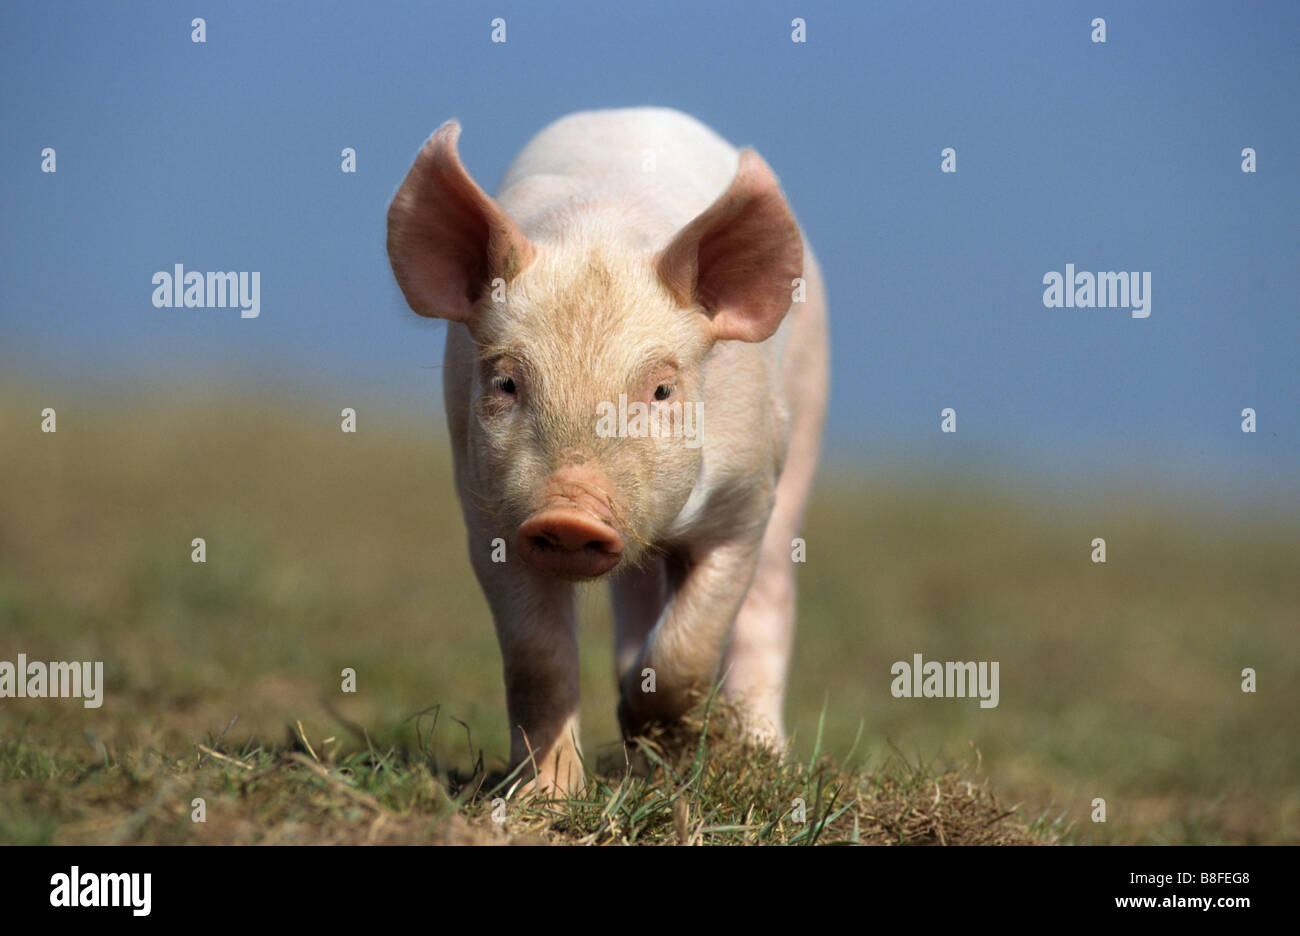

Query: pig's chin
[[523, 544, 623, 582]]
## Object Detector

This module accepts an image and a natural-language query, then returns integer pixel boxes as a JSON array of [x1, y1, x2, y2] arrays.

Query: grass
[[0, 381, 1295, 844], [0, 696, 1050, 846]]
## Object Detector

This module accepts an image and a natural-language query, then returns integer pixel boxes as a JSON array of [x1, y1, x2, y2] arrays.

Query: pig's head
[[387, 120, 802, 581]]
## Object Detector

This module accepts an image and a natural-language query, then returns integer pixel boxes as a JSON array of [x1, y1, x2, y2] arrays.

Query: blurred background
[[1, 0, 1296, 843]]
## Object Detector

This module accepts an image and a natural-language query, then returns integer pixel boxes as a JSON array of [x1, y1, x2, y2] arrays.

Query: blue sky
[[1, 0, 1296, 506]]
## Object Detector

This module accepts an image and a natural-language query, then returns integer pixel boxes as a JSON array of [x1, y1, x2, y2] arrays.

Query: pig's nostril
[[517, 508, 624, 580]]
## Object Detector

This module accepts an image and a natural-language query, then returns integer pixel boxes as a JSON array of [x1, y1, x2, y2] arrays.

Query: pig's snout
[[518, 508, 623, 580], [515, 465, 625, 580]]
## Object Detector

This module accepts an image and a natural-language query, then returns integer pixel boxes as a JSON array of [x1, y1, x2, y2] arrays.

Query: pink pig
[[387, 108, 828, 794]]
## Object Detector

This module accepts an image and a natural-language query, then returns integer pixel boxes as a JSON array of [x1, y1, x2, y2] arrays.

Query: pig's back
[[495, 108, 741, 245]]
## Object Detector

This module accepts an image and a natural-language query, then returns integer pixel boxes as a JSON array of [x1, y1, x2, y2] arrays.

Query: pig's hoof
[[616, 695, 655, 742], [509, 749, 586, 802], [616, 696, 695, 765]]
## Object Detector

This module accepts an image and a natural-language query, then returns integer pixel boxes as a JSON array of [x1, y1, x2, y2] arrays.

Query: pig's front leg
[[611, 554, 669, 690], [616, 532, 765, 738], [465, 521, 584, 797]]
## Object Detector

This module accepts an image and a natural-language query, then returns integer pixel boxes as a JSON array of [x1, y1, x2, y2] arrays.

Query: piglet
[[387, 108, 828, 795]]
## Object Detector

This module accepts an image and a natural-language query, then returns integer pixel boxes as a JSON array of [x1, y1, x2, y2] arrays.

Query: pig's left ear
[[656, 150, 803, 343]]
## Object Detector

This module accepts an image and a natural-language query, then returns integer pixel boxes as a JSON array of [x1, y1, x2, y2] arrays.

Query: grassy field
[[1, 383, 1295, 844]]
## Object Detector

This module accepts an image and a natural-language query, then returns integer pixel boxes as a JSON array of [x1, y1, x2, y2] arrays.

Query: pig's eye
[[491, 375, 517, 395], [654, 384, 674, 401]]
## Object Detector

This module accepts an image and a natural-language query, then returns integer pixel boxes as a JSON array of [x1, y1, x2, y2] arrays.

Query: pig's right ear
[[387, 121, 535, 322]]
